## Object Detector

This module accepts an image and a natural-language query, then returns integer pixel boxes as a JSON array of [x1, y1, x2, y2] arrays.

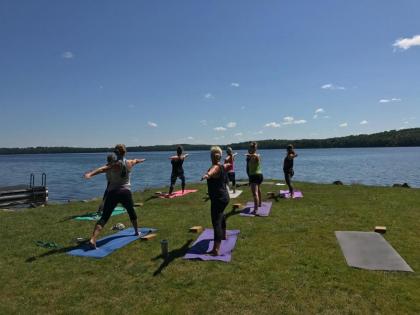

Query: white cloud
[[282, 116, 294, 125], [234, 132, 243, 137], [379, 98, 401, 103], [313, 108, 325, 119], [339, 122, 348, 128], [226, 122, 237, 128], [200, 119, 208, 126], [147, 121, 158, 128], [360, 120, 368, 125], [393, 35, 420, 50], [231, 82, 240, 87], [204, 93, 214, 99], [240, 106, 246, 110], [282, 116, 307, 125], [214, 126, 227, 131], [321, 83, 346, 90], [61, 51, 74, 59], [264, 122, 281, 128], [187, 136, 194, 140]]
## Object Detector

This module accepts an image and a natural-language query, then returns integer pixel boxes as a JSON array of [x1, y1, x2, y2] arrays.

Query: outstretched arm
[[84, 165, 111, 179], [127, 159, 146, 167], [201, 165, 220, 180]]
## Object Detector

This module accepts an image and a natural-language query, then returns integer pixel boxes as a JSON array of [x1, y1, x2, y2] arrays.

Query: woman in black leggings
[[201, 146, 230, 255], [168, 146, 189, 195], [84, 144, 145, 248], [283, 144, 298, 197]]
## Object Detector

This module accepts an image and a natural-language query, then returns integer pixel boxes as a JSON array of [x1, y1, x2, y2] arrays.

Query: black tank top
[[171, 157, 184, 176], [207, 164, 229, 202]]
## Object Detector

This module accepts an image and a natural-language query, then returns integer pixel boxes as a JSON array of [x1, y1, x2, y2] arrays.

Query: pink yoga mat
[[158, 189, 198, 199], [279, 190, 303, 199]]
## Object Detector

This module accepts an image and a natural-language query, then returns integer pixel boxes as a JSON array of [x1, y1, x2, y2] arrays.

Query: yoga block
[[233, 203, 243, 209], [155, 191, 163, 195], [374, 226, 387, 234], [189, 226, 203, 233], [134, 202, 143, 207], [140, 233, 157, 241]]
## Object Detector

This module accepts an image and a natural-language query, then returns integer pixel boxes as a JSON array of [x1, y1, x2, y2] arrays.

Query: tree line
[[1, 128, 419, 155]]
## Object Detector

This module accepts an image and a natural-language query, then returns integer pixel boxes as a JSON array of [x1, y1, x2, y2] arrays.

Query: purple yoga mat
[[240, 201, 272, 217], [184, 229, 240, 262], [279, 190, 303, 199]]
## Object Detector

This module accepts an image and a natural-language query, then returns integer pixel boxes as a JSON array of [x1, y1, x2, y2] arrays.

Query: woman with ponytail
[[84, 144, 145, 248]]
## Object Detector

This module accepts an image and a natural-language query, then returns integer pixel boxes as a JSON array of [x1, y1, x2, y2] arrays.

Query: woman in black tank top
[[201, 146, 230, 256], [168, 146, 189, 195], [283, 144, 298, 197]]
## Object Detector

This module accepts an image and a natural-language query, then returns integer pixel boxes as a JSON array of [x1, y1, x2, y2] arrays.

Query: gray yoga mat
[[335, 231, 413, 272]]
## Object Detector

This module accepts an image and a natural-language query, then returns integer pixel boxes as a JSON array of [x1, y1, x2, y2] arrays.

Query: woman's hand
[[84, 172, 93, 179], [201, 173, 209, 181]]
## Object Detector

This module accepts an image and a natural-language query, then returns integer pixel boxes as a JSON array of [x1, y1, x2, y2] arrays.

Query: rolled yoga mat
[[279, 190, 303, 199], [240, 201, 272, 217], [184, 229, 240, 262], [335, 231, 413, 272], [159, 189, 198, 199], [73, 206, 126, 221], [68, 227, 157, 259]]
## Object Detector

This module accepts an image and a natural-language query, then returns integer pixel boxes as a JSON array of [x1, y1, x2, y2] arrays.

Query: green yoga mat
[[74, 206, 126, 221]]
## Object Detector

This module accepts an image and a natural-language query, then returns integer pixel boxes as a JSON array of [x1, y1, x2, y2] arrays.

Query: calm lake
[[1, 147, 419, 201]]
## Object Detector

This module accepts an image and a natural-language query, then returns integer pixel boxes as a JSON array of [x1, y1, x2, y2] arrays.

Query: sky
[[0, 0, 419, 147]]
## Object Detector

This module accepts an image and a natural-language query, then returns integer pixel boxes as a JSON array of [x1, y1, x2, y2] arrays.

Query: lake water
[[1, 147, 419, 201]]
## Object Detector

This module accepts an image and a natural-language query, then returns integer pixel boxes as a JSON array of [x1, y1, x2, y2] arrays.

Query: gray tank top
[[107, 159, 131, 190]]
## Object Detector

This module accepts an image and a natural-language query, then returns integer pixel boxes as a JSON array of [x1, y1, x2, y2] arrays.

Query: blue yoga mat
[[68, 227, 156, 259]]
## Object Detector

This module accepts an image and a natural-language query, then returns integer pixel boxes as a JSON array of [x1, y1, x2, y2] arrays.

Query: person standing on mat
[[84, 144, 145, 248], [201, 146, 231, 256], [168, 146, 189, 195], [96, 153, 116, 216], [224, 147, 237, 193], [283, 144, 298, 198], [246, 142, 263, 214]]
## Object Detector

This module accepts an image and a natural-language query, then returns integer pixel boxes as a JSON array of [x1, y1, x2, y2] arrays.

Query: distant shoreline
[[1, 128, 419, 155]]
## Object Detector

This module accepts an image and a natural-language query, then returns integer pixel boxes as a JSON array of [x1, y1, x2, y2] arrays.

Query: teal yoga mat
[[73, 206, 126, 221]]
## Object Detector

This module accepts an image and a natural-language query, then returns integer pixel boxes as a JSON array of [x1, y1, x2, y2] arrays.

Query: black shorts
[[283, 169, 294, 177], [249, 174, 263, 185]]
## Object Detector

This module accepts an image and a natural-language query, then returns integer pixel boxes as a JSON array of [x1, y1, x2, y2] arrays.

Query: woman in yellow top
[[246, 142, 263, 214]]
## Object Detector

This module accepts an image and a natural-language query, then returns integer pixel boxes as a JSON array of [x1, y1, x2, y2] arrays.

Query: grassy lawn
[[0, 182, 419, 314]]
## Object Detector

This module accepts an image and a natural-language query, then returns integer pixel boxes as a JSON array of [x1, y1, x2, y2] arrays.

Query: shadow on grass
[[225, 207, 242, 221], [143, 195, 159, 203], [151, 239, 193, 276], [26, 245, 79, 263]]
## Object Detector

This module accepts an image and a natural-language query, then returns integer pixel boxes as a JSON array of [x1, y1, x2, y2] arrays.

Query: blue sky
[[0, 0, 419, 147]]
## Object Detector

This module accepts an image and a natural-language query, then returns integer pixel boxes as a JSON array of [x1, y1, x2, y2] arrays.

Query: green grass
[[1, 182, 419, 314]]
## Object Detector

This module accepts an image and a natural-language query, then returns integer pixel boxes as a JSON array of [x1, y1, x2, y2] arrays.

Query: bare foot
[[88, 239, 97, 249], [207, 249, 219, 256]]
